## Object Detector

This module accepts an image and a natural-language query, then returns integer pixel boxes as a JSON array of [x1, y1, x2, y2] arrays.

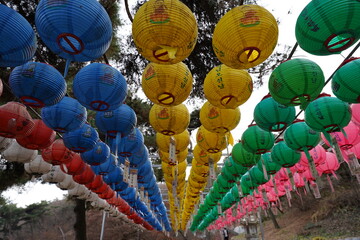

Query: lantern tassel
[[303, 147, 320, 182], [159, 45, 177, 59], [286, 168, 296, 191], [326, 174, 335, 192], [64, 59, 71, 78], [309, 181, 321, 199]]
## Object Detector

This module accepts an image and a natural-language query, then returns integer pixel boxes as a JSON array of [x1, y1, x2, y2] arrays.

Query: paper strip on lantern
[[204, 64, 253, 109], [295, 0, 360, 56], [35, 0, 112, 62], [132, 0, 198, 64], [9, 62, 66, 107], [0, 5, 37, 67], [142, 62, 192, 106], [212, 5, 278, 69], [73, 63, 128, 111]]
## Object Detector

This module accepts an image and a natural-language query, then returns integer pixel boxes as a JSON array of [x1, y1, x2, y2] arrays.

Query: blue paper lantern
[[9, 62, 66, 107], [112, 180, 129, 192], [73, 63, 128, 111], [41, 97, 87, 133], [95, 104, 137, 138], [63, 124, 99, 153], [103, 167, 124, 185], [109, 128, 144, 157], [80, 141, 110, 166], [120, 187, 136, 205], [35, 0, 112, 62], [91, 154, 117, 175], [119, 146, 148, 168], [0, 5, 37, 67]]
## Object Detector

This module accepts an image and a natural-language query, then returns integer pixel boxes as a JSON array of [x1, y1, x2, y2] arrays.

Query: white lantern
[[68, 184, 88, 197], [3, 141, 37, 163], [0, 137, 14, 152], [85, 192, 99, 202], [56, 174, 77, 190], [24, 155, 52, 175], [41, 166, 66, 183]]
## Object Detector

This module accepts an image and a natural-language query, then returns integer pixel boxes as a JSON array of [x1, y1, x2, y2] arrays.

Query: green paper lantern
[[268, 58, 325, 109], [230, 185, 240, 202], [240, 172, 258, 190], [222, 156, 248, 180], [232, 142, 261, 167], [271, 140, 301, 168], [295, 0, 360, 56], [332, 58, 360, 103], [249, 165, 268, 185], [257, 152, 281, 175], [241, 125, 275, 154], [254, 95, 296, 132], [305, 96, 351, 135], [284, 120, 321, 151]]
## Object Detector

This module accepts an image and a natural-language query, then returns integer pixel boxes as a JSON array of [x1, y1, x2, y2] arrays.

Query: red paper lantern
[[16, 119, 56, 150], [73, 165, 95, 184], [0, 102, 34, 138], [85, 175, 104, 191], [91, 181, 108, 194], [60, 154, 86, 175], [42, 139, 74, 165], [98, 186, 115, 199]]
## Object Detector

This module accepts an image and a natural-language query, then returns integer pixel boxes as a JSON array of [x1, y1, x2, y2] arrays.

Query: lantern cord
[[287, 42, 298, 60], [239, 0, 245, 5], [103, 54, 110, 65], [124, 0, 134, 23]]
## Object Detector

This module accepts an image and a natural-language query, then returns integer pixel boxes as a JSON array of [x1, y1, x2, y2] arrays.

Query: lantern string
[[124, 0, 134, 23]]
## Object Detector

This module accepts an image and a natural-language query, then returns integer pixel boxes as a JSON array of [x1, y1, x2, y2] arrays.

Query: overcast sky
[[4, 0, 360, 207]]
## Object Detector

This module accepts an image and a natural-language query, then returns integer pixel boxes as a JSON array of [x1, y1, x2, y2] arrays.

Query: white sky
[[3, 0, 360, 207]]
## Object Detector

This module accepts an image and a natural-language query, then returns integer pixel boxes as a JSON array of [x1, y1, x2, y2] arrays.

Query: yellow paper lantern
[[189, 171, 208, 184], [132, 0, 198, 64], [161, 160, 187, 175], [196, 126, 233, 153], [164, 172, 185, 184], [200, 101, 241, 133], [212, 5, 278, 69], [142, 62, 192, 106], [159, 148, 188, 164], [149, 103, 189, 135], [204, 64, 253, 109], [156, 130, 190, 153], [192, 144, 222, 165], [190, 158, 210, 177]]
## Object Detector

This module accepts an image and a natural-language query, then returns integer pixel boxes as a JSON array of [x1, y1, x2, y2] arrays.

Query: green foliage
[[0, 160, 29, 192], [0, 201, 49, 236]]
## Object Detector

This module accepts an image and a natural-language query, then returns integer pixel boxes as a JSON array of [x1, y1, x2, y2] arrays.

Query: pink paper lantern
[[299, 144, 326, 167], [316, 152, 340, 176], [322, 121, 360, 150], [351, 103, 360, 127]]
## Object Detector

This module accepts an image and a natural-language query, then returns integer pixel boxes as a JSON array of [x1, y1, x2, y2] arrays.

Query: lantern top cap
[[315, 92, 331, 99], [248, 124, 257, 128], [293, 119, 304, 123], [261, 94, 272, 101], [339, 57, 360, 67], [275, 138, 284, 143]]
